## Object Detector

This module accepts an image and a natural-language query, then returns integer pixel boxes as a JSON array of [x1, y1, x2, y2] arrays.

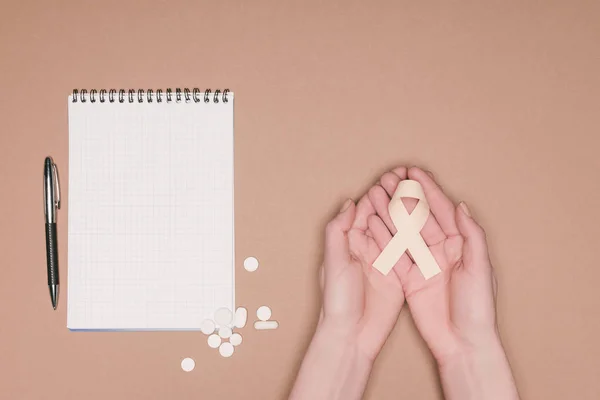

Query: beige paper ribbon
[[373, 180, 441, 279]]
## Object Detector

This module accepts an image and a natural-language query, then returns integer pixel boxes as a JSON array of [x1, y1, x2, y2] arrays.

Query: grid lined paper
[[67, 94, 234, 330]]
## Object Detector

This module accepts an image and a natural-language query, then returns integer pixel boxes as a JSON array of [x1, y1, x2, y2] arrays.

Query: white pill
[[200, 319, 216, 335], [256, 306, 272, 321], [181, 357, 195, 372], [243, 256, 259, 272], [207, 334, 221, 349], [219, 342, 234, 358], [218, 326, 232, 339], [229, 333, 243, 346], [214, 307, 233, 326], [254, 320, 279, 330], [234, 307, 248, 328]]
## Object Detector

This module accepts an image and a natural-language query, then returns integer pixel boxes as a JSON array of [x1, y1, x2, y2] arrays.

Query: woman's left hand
[[318, 167, 410, 361]]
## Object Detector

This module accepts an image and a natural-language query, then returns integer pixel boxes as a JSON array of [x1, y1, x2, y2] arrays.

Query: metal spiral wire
[[72, 88, 230, 103]]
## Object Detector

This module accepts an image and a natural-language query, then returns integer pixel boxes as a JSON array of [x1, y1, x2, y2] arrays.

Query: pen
[[43, 156, 60, 310]]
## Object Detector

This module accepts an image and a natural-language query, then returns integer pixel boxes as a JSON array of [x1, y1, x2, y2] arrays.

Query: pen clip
[[52, 162, 61, 210]]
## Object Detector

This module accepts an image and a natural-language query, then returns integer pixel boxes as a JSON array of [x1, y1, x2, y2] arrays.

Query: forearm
[[438, 339, 520, 400], [289, 322, 373, 400]]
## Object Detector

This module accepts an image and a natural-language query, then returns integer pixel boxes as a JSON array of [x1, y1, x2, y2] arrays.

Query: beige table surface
[[1, 1, 599, 399]]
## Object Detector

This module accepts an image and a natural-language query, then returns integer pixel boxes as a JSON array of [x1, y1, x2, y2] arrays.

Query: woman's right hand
[[367, 166, 520, 400]]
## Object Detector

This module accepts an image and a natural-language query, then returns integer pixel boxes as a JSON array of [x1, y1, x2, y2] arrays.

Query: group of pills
[[202, 306, 247, 358], [180, 257, 280, 372]]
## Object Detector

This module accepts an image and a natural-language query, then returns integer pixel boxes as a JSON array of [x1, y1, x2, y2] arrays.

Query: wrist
[[316, 317, 377, 364], [289, 320, 374, 400], [437, 333, 505, 369], [313, 318, 375, 369], [438, 337, 520, 400]]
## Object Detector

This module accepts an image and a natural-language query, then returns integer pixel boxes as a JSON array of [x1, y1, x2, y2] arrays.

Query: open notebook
[[67, 88, 234, 330]]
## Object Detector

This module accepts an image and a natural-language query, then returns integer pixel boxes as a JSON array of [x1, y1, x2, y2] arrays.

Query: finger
[[408, 167, 460, 237], [392, 166, 408, 180], [367, 214, 393, 247], [456, 202, 490, 269], [379, 167, 408, 197], [324, 199, 356, 266], [368, 185, 397, 234], [351, 194, 376, 232], [380, 172, 402, 198], [367, 215, 413, 276]]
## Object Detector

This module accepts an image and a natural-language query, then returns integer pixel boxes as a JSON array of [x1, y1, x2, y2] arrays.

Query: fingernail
[[459, 201, 471, 217], [340, 199, 353, 213], [425, 170, 434, 179]]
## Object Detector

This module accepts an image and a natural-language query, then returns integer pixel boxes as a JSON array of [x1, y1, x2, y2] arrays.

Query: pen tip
[[49, 285, 59, 310]]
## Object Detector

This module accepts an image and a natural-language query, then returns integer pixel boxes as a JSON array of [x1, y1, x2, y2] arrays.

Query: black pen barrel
[[45, 222, 59, 286]]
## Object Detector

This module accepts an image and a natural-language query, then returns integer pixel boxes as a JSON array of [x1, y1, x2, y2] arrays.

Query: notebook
[[67, 88, 234, 331]]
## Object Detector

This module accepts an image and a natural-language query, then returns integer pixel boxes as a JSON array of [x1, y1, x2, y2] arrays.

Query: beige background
[[1, 1, 599, 398]]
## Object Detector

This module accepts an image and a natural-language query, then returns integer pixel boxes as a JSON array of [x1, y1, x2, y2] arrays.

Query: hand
[[319, 168, 407, 361], [367, 166, 519, 399], [289, 170, 407, 400], [366, 166, 496, 360]]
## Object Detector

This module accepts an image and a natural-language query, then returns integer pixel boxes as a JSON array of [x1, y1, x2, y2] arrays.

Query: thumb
[[456, 202, 489, 269], [324, 199, 356, 264]]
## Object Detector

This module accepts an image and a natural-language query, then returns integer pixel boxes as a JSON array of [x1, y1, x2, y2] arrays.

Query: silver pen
[[43, 156, 61, 310]]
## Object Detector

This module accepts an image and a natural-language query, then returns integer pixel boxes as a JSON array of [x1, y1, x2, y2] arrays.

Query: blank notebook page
[[67, 93, 234, 330]]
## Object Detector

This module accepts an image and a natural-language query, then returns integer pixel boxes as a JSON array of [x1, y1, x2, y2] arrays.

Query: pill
[[243, 257, 259, 272], [200, 319, 216, 335], [207, 334, 221, 349], [230, 333, 243, 346], [234, 307, 247, 328], [219, 342, 234, 358], [256, 306, 272, 321], [214, 307, 233, 326], [254, 320, 279, 330], [218, 326, 232, 339], [181, 357, 195, 372]]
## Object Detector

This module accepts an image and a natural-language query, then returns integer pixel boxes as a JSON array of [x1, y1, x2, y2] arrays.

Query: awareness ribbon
[[373, 180, 441, 279]]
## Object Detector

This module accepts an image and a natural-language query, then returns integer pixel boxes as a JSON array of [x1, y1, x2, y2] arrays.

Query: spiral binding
[[71, 88, 230, 104]]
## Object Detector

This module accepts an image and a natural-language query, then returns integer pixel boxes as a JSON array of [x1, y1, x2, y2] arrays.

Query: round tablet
[[218, 326, 232, 339], [214, 307, 233, 326], [200, 319, 216, 335], [207, 334, 221, 349], [181, 357, 195, 372], [219, 342, 234, 358], [243, 257, 259, 272], [229, 333, 243, 346], [256, 305, 272, 321]]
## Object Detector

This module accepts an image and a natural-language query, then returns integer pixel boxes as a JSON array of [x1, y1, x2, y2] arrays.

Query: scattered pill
[[207, 334, 221, 349], [230, 333, 243, 346], [218, 326, 232, 339], [200, 319, 216, 335], [219, 342, 234, 358], [234, 307, 247, 328], [254, 320, 279, 330], [256, 306, 272, 321], [214, 307, 233, 326], [181, 357, 195, 372], [243, 257, 259, 272]]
